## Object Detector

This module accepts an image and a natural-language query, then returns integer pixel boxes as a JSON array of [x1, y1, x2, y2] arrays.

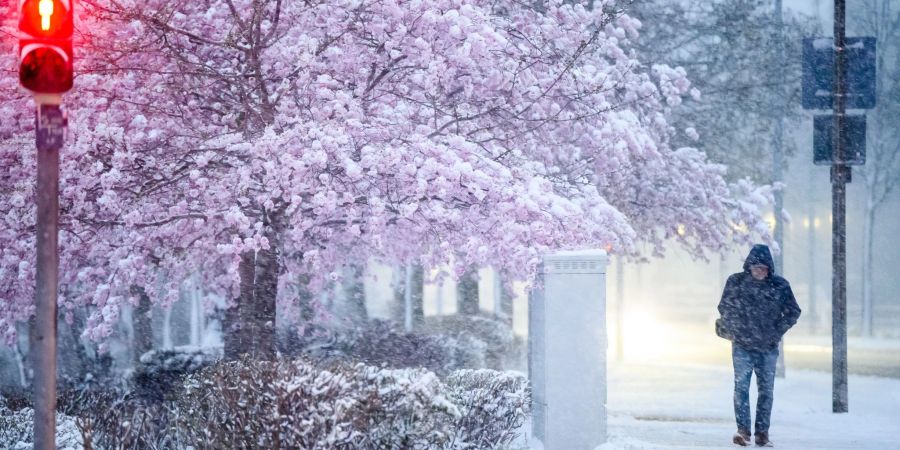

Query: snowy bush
[[423, 314, 524, 370], [175, 358, 284, 447], [174, 357, 526, 449], [132, 346, 222, 401], [175, 357, 459, 448], [297, 319, 482, 375], [352, 365, 460, 448], [445, 369, 531, 449], [0, 399, 82, 450], [32, 356, 529, 449], [58, 385, 180, 449]]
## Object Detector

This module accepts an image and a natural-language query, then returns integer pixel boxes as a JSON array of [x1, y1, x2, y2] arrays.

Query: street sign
[[802, 37, 876, 110], [36, 104, 66, 150], [813, 114, 866, 165]]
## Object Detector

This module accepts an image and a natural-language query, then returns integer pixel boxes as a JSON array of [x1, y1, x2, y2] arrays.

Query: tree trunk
[[457, 270, 480, 316], [392, 266, 406, 326], [394, 265, 425, 331], [410, 265, 425, 329], [253, 229, 278, 359], [223, 297, 242, 360], [615, 257, 625, 362], [861, 197, 876, 337], [807, 177, 818, 334], [189, 280, 203, 346], [296, 273, 315, 340], [344, 264, 368, 325], [499, 285, 513, 324], [131, 286, 154, 366], [55, 305, 91, 381], [162, 306, 173, 349], [230, 250, 256, 358], [13, 322, 30, 388]]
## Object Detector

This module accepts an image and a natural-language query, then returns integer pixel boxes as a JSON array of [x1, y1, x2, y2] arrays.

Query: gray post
[[529, 250, 608, 450], [831, 0, 849, 414], [32, 100, 65, 450]]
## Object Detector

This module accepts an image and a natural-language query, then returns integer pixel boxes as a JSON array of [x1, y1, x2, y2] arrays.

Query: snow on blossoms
[[0, 0, 772, 344]]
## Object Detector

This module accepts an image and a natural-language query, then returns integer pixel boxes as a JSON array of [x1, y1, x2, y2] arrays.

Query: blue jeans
[[732, 344, 778, 434]]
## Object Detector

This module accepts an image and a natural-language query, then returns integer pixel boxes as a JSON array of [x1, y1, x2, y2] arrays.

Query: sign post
[[801, 1, 876, 414], [830, 0, 850, 414]]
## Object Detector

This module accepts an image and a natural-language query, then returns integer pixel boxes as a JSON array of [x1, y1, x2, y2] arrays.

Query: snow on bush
[[422, 314, 524, 370], [3, 357, 529, 448], [132, 346, 222, 401], [297, 319, 485, 375], [138, 346, 223, 374], [353, 365, 461, 448], [445, 369, 530, 449], [0, 398, 82, 450], [58, 385, 179, 449], [177, 358, 461, 448]]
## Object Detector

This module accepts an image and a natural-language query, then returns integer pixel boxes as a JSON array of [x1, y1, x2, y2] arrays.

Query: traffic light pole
[[831, 0, 849, 414], [32, 98, 64, 449]]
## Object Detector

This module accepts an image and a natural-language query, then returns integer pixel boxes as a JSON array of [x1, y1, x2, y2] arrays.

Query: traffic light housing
[[18, 0, 73, 94]]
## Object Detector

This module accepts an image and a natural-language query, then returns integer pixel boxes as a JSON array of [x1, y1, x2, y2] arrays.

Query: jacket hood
[[743, 244, 775, 275]]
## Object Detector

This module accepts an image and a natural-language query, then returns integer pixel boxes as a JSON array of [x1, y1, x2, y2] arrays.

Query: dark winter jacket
[[717, 245, 802, 351]]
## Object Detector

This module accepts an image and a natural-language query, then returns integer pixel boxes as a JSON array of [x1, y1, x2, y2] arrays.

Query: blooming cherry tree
[[0, 0, 772, 350]]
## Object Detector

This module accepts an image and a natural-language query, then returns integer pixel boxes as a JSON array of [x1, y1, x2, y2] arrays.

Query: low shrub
[[132, 346, 222, 402], [0, 399, 82, 450], [58, 384, 181, 449], [295, 319, 483, 375], [8, 356, 529, 449], [445, 369, 531, 449], [422, 314, 525, 371], [175, 357, 461, 449]]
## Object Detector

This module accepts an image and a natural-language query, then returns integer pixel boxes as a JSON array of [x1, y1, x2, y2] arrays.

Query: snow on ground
[[601, 362, 900, 450]]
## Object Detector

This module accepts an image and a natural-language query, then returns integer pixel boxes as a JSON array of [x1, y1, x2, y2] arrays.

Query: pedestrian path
[[602, 362, 900, 449]]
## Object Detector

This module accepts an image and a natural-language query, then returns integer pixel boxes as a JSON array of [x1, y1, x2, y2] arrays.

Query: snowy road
[[603, 362, 900, 450]]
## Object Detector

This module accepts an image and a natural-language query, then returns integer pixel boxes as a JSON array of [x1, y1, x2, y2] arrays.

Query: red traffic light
[[18, 0, 73, 94], [19, 0, 73, 38], [19, 42, 73, 93]]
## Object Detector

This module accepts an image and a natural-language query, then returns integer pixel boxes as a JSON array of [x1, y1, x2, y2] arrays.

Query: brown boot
[[755, 431, 773, 447], [733, 430, 751, 446]]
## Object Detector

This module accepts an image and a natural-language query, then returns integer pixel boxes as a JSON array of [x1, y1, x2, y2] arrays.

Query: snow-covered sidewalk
[[602, 362, 900, 449]]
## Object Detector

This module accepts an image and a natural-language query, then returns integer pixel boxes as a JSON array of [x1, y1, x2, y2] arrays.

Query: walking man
[[716, 244, 801, 447]]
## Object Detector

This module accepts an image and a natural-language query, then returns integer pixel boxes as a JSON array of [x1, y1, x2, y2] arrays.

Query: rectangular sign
[[802, 37, 876, 110], [813, 114, 866, 165]]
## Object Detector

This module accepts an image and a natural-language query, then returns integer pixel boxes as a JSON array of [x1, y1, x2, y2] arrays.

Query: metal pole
[[774, 0, 786, 378], [32, 101, 64, 449], [831, 0, 849, 414]]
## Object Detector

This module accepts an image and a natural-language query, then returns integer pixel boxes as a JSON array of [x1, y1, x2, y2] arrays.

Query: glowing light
[[621, 308, 669, 360], [676, 224, 686, 236], [764, 213, 776, 231], [39, 0, 54, 31]]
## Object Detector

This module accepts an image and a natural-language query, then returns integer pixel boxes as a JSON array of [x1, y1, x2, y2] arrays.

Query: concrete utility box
[[529, 249, 608, 450]]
